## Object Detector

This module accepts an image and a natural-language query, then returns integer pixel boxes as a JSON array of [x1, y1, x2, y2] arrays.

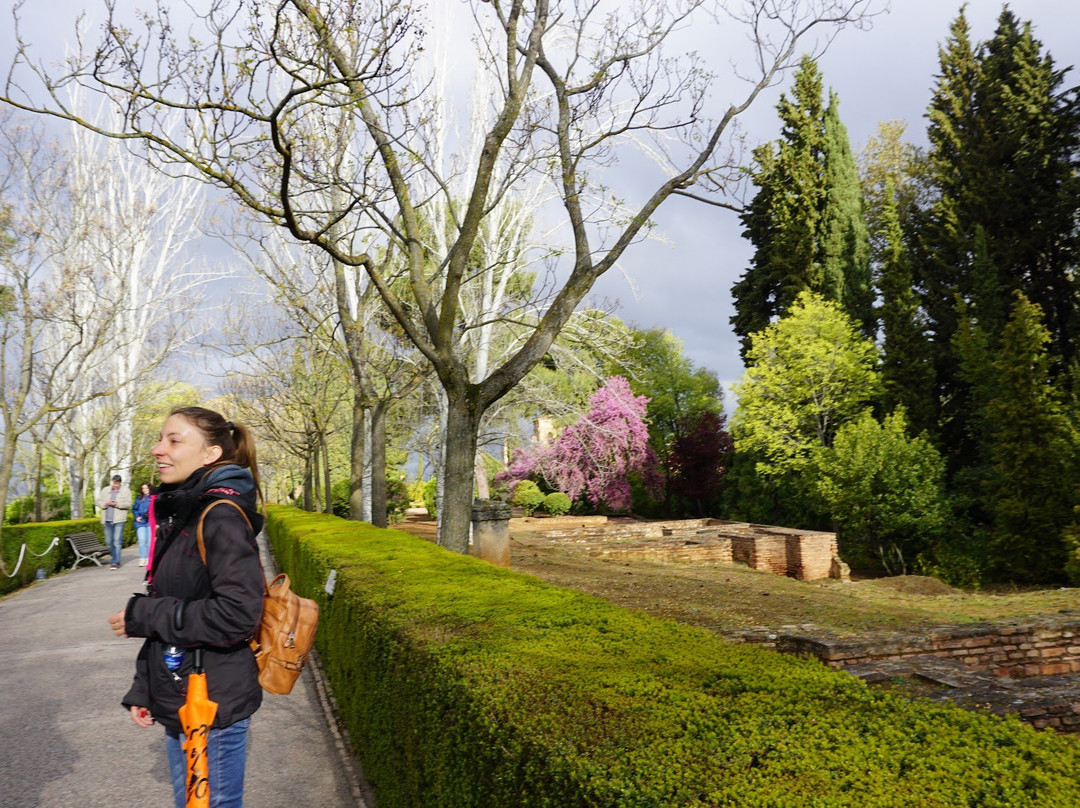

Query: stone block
[[1040, 663, 1072, 676]]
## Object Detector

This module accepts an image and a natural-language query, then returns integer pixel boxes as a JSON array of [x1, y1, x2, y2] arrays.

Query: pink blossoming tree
[[502, 377, 662, 512]]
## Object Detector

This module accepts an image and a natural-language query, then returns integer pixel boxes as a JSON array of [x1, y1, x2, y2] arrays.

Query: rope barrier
[[3, 536, 61, 578]]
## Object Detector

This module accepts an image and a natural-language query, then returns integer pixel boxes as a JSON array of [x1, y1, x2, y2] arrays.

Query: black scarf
[[152, 466, 261, 565]]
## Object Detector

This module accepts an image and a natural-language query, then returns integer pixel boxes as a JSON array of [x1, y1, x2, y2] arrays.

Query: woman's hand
[[129, 704, 154, 728], [107, 609, 127, 638]]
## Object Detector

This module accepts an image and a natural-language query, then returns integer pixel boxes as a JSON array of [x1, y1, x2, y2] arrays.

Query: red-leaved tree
[[669, 411, 734, 516], [502, 377, 662, 512]]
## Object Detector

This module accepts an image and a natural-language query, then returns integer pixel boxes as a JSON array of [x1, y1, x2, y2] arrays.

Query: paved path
[[0, 539, 368, 808]]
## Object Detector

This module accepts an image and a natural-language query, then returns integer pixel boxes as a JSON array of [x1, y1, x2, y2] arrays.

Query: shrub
[[422, 478, 438, 519], [4, 492, 72, 525], [331, 477, 414, 524], [331, 480, 352, 518], [1063, 510, 1080, 586], [407, 479, 427, 506], [385, 475, 410, 524], [264, 506, 1080, 808], [510, 479, 544, 515], [542, 492, 572, 516], [0, 517, 104, 596]]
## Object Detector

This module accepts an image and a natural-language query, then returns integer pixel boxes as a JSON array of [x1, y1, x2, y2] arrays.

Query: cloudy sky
[[3, 1, 1079, 405], [590, 0, 1080, 401]]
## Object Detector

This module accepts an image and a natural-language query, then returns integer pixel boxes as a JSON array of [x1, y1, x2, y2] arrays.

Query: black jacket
[[121, 465, 265, 732]]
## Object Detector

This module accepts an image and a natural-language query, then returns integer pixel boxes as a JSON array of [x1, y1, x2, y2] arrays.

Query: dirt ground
[[394, 514, 1079, 637]]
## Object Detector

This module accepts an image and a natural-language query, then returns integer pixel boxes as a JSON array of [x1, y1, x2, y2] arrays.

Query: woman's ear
[[204, 444, 224, 465]]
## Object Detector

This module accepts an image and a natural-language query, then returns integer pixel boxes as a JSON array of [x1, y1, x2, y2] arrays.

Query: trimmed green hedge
[[0, 517, 133, 595], [264, 505, 1080, 807]]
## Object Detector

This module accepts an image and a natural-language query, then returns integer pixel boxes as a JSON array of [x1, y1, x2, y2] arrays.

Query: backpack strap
[[195, 499, 254, 566], [195, 498, 265, 655]]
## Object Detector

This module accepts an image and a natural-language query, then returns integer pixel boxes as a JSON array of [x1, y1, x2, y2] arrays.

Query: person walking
[[107, 406, 264, 808], [132, 482, 152, 567], [96, 474, 132, 569]]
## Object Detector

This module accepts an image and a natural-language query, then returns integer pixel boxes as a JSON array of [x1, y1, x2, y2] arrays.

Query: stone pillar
[[471, 499, 512, 567]]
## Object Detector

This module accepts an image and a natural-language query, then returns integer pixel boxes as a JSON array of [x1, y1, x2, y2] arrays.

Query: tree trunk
[[33, 442, 45, 522], [68, 459, 85, 519], [321, 430, 333, 515], [313, 440, 323, 512], [369, 400, 388, 528], [0, 437, 19, 570], [474, 448, 490, 500], [439, 394, 482, 554], [303, 449, 314, 511], [349, 393, 365, 520]]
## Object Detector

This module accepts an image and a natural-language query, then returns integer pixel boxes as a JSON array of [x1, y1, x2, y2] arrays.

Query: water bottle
[[163, 645, 184, 671]]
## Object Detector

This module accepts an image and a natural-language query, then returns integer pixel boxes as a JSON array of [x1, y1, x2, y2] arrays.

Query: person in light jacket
[[108, 406, 264, 808], [96, 474, 132, 569]]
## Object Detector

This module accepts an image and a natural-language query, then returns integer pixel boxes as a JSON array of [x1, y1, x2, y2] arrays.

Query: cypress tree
[[980, 293, 1078, 582], [912, 6, 1080, 474], [972, 9, 1080, 365], [822, 91, 874, 337], [878, 180, 934, 435], [909, 8, 980, 459], [731, 57, 827, 357], [731, 58, 870, 357]]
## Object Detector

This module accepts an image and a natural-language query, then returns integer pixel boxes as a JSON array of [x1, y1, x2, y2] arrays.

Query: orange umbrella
[[177, 649, 217, 808]]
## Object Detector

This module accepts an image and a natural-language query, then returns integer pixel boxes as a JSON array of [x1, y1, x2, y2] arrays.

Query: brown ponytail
[[170, 406, 263, 502]]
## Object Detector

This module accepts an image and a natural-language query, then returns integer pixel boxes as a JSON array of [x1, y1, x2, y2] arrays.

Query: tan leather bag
[[197, 500, 319, 695]]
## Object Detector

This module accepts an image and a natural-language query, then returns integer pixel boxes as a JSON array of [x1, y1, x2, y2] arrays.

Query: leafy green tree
[[857, 119, 923, 264], [731, 291, 881, 478], [812, 408, 948, 575], [731, 57, 872, 356]]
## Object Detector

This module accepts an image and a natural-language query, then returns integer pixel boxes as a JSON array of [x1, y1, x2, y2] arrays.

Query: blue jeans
[[103, 521, 124, 566], [136, 522, 150, 561], [166, 717, 251, 808]]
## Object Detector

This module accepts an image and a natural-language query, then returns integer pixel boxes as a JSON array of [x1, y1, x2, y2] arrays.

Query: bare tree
[[30, 105, 216, 514], [0, 112, 117, 562], [3, 0, 877, 551]]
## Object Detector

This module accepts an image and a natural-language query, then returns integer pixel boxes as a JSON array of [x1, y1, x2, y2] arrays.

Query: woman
[[108, 406, 264, 808], [132, 482, 152, 567]]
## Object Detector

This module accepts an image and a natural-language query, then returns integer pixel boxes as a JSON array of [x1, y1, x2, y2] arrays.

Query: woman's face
[[152, 414, 223, 484], [141, 484, 151, 495]]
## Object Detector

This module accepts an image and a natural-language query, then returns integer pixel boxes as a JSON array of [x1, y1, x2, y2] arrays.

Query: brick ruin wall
[[777, 618, 1080, 679], [772, 618, 1080, 732], [525, 517, 847, 581]]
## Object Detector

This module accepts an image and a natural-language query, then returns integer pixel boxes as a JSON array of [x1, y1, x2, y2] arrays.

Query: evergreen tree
[[913, 7, 1080, 463], [877, 180, 934, 434], [973, 10, 1080, 364], [731, 58, 871, 357], [979, 293, 1078, 583], [822, 91, 874, 337], [910, 7, 980, 459], [731, 58, 827, 356]]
